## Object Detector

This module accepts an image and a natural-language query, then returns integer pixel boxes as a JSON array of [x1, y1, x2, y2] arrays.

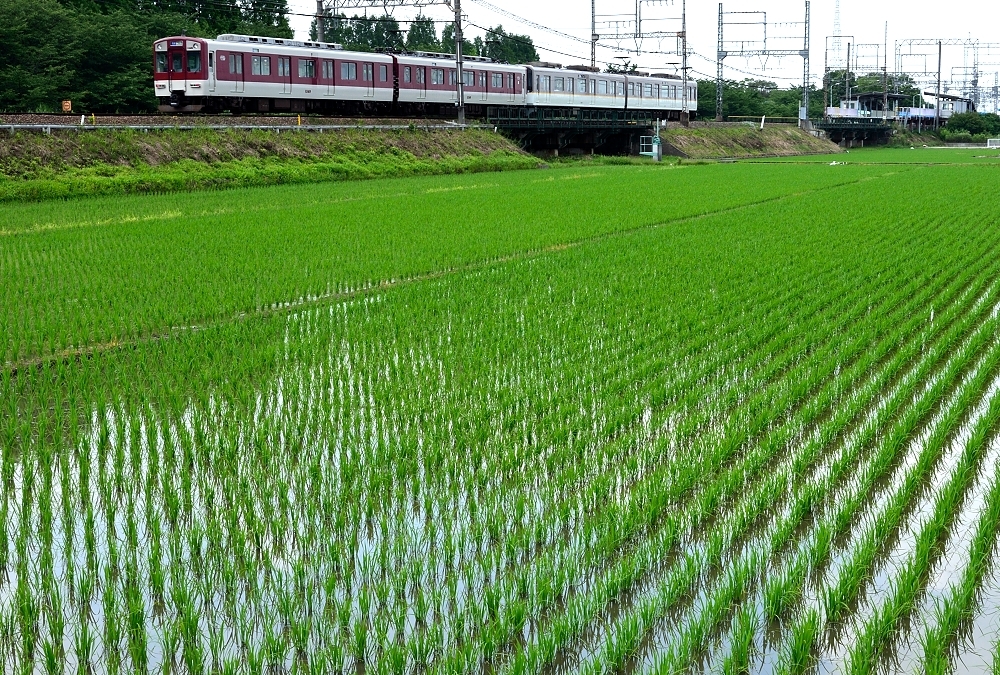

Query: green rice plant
[[782, 607, 820, 674], [721, 603, 759, 675]]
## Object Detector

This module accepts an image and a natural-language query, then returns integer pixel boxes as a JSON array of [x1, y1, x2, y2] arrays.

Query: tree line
[[0, 0, 292, 112], [311, 14, 538, 65], [696, 72, 923, 120], [0, 0, 537, 113]]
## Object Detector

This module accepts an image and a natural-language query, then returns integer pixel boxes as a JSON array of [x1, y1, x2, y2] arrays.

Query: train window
[[449, 70, 456, 86], [510, 74, 516, 89], [653, 85, 659, 99], [554, 78, 564, 92], [227, 53, 242, 75], [156, 53, 168, 73], [340, 62, 357, 80], [479, 71, 487, 87], [252, 56, 271, 76], [298, 59, 315, 78], [172, 53, 183, 73], [363, 63, 373, 81], [567, 78, 574, 93], [492, 73, 503, 88], [617, 81, 625, 96], [417, 68, 426, 85], [187, 51, 201, 73], [598, 80, 607, 95], [278, 58, 290, 77], [403, 66, 411, 83], [430, 69, 444, 85], [462, 70, 474, 87], [380, 65, 388, 82], [322, 60, 333, 80], [209, 52, 213, 68], [644, 83, 653, 97]]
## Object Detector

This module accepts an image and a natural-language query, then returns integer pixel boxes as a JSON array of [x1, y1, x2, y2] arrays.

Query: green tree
[[240, 0, 292, 37], [405, 15, 439, 52], [695, 78, 823, 120], [605, 60, 639, 74], [0, 0, 292, 112], [481, 25, 538, 64], [312, 14, 402, 52], [441, 22, 478, 57], [947, 112, 1000, 136]]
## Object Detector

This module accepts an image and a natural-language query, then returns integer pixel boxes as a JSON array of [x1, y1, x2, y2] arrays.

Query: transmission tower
[[716, 1, 811, 124], [832, 0, 841, 59]]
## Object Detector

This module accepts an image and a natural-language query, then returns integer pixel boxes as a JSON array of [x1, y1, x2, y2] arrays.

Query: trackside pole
[[455, 0, 465, 125]]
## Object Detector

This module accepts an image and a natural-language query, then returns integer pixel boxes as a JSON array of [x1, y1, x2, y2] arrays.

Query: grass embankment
[[0, 126, 538, 202], [662, 124, 839, 159]]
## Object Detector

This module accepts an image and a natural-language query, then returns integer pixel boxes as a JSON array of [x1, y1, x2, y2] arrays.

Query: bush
[[945, 112, 1000, 137]]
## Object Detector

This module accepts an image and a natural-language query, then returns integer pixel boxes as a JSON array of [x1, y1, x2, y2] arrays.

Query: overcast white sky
[[286, 0, 1000, 101]]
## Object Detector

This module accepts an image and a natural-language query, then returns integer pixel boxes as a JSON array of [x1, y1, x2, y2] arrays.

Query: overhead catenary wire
[[186, 0, 823, 84]]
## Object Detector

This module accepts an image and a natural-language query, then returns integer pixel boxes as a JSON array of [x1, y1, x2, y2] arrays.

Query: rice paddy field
[[4, 150, 1000, 674]]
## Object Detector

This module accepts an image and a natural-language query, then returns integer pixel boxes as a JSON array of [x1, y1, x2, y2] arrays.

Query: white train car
[[525, 64, 695, 117]]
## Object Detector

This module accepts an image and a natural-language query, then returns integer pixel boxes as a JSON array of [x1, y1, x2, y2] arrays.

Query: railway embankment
[[0, 125, 537, 202], [661, 124, 841, 159]]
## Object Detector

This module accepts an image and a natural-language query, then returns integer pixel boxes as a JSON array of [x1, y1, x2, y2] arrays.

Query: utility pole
[[936, 40, 942, 130], [455, 0, 465, 125], [823, 40, 828, 116], [883, 23, 889, 120], [591, 0, 598, 70], [801, 0, 810, 125], [317, 0, 325, 42], [716, 3, 724, 121], [681, 0, 689, 125], [845, 42, 851, 106]]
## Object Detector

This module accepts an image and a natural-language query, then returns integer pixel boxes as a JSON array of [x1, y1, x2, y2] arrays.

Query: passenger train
[[154, 34, 697, 118]]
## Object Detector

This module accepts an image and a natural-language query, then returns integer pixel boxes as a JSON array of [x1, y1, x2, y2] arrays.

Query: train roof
[[216, 33, 344, 51]]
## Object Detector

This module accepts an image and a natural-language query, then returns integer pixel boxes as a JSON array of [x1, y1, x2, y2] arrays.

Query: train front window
[[187, 51, 201, 73], [156, 53, 168, 73], [171, 53, 183, 73]]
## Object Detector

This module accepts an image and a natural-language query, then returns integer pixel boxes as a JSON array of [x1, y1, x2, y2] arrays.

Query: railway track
[[0, 112, 470, 129]]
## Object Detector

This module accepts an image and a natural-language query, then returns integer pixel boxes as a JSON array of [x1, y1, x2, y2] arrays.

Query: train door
[[166, 40, 186, 93], [416, 67, 427, 99], [323, 60, 335, 96], [363, 63, 375, 98], [277, 57, 291, 95], [208, 51, 216, 92], [223, 52, 244, 94]]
